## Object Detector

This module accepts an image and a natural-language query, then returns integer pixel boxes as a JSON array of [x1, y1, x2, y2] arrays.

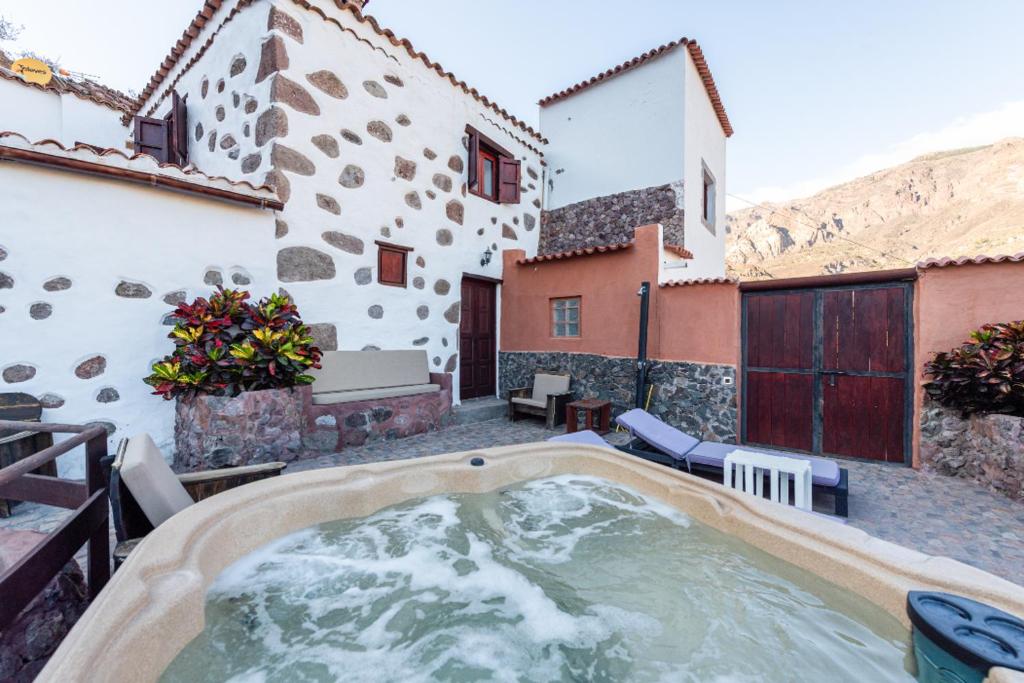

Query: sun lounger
[[548, 429, 615, 449], [614, 409, 849, 517]]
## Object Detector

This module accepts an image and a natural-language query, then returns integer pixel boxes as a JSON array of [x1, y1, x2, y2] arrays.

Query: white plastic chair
[[723, 449, 813, 511]]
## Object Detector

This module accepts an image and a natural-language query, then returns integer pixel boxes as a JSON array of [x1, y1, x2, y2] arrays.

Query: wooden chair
[[104, 434, 286, 568], [507, 374, 572, 429], [0, 393, 57, 517]]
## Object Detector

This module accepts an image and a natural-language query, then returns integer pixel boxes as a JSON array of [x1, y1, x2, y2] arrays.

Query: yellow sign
[[11, 58, 53, 86]]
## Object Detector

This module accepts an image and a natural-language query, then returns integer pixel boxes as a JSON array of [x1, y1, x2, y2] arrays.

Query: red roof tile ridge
[[129, 0, 233, 120], [538, 38, 733, 138], [660, 276, 738, 287], [0, 56, 137, 114], [917, 252, 1024, 269], [663, 244, 694, 259], [130, 0, 546, 147], [314, 1, 545, 144], [516, 241, 634, 265], [0, 130, 280, 196]]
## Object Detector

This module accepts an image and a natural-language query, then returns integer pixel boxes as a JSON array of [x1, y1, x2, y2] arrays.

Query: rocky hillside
[[726, 138, 1024, 280]]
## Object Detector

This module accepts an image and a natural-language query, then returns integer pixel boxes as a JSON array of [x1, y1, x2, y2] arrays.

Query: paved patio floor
[[3, 417, 1023, 587]]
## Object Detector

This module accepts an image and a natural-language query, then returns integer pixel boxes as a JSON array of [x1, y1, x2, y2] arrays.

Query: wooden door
[[742, 283, 911, 463], [459, 277, 496, 399], [820, 287, 908, 462], [743, 291, 816, 451]]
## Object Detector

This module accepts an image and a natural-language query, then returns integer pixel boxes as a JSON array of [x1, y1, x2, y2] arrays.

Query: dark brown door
[[820, 287, 907, 462], [742, 283, 910, 463], [459, 277, 496, 399], [743, 291, 816, 451]]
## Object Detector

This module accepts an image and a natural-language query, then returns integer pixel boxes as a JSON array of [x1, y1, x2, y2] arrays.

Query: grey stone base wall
[[499, 351, 737, 443], [539, 182, 684, 254], [920, 401, 1024, 501]]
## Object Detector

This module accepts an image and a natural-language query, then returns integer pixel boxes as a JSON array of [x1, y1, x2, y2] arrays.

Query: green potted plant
[[145, 288, 322, 471]]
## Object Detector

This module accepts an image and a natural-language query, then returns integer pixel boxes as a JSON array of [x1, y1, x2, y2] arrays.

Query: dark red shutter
[[467, 130, 479, 189], [133, 116, 170, 163], [498, 157, 521, 204], [168, 91, 189, 166]]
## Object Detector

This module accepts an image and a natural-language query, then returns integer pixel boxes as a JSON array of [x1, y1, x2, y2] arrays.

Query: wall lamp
[[480, 247, 493, 267]]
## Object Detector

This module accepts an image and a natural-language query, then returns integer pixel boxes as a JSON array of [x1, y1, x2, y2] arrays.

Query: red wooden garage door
[[743, 283, 910, 463]]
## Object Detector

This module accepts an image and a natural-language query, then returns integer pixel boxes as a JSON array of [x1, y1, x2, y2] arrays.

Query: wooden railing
[[0, 420, 109, 630]]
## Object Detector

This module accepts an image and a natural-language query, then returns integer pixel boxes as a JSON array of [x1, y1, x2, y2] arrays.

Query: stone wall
[[539, 182, 684, 255], [154, 2, 544, 400], [499, 351, 737, 442], [0, 530, 88, 683], [920, 401, 1024, 500]]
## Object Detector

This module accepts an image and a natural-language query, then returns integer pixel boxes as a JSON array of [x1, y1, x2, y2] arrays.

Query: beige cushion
[[511, 396, 546, 409], [309, 350, 430, 394], [312, 383, 440, 405], [532, 374, 570, 402], [118, 434, 194, 529]]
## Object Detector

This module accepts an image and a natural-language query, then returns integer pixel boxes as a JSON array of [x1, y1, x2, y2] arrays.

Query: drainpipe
[[635, 281, 651, 409]]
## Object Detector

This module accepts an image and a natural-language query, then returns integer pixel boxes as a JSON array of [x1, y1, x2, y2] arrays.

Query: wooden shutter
[[133, 116, 170, 163], [167, 91, 189, 167], [467, 130, 479, 189], [498, 157, 521, 204], [376, 241, 412, 287]]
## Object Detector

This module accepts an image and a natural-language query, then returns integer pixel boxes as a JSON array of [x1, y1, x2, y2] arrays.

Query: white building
[[0, 1, 732, 471], [539, 38, 732, 281]]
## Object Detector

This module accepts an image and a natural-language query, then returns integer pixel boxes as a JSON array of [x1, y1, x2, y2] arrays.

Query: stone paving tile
[[3, 417, 1023, 588]]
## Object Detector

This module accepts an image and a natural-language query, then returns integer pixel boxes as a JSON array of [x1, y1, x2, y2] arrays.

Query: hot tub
[[38, 443, 1024, 682]]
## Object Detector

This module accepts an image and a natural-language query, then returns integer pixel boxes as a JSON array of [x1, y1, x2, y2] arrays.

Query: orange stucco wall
[[500, 224, 741, 366], [911, 261, 1024, 466]]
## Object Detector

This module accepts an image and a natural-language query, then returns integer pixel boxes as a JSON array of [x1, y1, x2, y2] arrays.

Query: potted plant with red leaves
[[144, 288, 322, 471]]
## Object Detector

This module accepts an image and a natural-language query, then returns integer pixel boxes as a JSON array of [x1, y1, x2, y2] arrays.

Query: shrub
[[923, 320, 1024, 417], [144, 288, 322, 400]]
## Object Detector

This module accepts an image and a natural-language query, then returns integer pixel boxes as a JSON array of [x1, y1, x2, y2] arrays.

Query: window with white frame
[[551, 297, 580, 337], [702, 162, 716, 233]]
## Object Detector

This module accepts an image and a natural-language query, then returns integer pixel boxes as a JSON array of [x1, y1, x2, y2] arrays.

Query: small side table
[[566, 399, 612, 435]]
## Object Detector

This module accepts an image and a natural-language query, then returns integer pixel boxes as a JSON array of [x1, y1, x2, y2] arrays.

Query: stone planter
[[173, 386, 309, 472], [920, 401, 1024, 501]]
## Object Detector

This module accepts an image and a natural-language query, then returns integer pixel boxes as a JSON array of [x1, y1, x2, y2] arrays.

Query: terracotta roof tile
[[660, 276, 738, 287], [517, 241, 634, 265], [0, 131, 281, 209], [0, 50, 136, 114], [131, 0, 545, 148], [538, 38, 733, 138], [129, 0, 231, 122], [917, 253, 1024, 270], [663, 244, 694, 259]]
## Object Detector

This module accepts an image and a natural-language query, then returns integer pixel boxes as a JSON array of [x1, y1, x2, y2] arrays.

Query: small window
[[701, 162, 716, 233], [376, 241, 413, 287], [467, 126, 521, 204], [551, 297, 580, 337]]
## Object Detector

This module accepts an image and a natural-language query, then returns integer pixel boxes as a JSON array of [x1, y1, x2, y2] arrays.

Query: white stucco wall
[[0, 163, 277, 477], [140, 0, 545, 404], [0, 78, 128, 150], [679, 49, 728, 280], [539, 48, 687, 210]]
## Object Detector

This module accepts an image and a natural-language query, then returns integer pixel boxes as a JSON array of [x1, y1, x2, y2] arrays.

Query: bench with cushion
[[302, 350, 453, 450]]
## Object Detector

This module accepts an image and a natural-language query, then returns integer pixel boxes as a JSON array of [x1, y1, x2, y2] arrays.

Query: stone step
[[451, 396, 507, 425]]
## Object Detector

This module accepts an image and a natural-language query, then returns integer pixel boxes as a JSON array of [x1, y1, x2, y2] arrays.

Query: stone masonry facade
[[539, 182, 684, 255], [499, 350, 737, 442], [920, 401, 1024, 501]]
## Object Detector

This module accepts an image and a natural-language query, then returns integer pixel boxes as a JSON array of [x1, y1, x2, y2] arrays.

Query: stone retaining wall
[[920, 402, 1024, 501], [539, 182, 685, 255], [499, 351, 737, 442]]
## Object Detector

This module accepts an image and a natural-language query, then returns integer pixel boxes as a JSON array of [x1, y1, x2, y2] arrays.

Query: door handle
[[821, 370, 846, 387]]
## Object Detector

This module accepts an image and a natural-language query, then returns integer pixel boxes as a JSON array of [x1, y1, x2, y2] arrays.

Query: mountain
[[725, 138, 1024, 280]]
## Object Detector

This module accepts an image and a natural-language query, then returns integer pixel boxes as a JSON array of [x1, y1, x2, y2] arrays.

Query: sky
[[2, 0, 1022, 210]]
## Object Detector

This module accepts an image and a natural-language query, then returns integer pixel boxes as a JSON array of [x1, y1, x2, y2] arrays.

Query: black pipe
[[635, 281, 650, 408]]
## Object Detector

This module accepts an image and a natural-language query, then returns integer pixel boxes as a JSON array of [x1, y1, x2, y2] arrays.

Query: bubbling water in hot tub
[[161, 475, 915, 682]]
